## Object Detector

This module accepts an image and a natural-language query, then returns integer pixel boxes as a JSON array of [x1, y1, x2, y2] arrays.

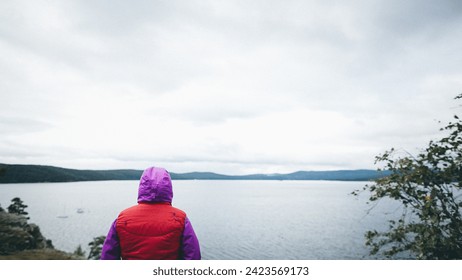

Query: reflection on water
[[0, 180, 399, 259]]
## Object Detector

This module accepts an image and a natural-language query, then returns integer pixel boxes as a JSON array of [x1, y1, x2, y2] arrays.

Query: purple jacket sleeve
[[100, 220, 121, 260], [180, 217, 201, 260]]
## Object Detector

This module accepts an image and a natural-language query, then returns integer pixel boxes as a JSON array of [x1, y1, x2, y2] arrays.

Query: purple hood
[[137, 167, 173, 203]]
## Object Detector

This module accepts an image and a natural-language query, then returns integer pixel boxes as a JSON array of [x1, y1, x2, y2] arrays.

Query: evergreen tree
[[88, 236, 106, 260], [7, 197, 29, 219], [73, 245, 86, 258]]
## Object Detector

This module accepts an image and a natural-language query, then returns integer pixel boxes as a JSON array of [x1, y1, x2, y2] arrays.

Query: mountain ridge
[[0, 163, 389, 183]]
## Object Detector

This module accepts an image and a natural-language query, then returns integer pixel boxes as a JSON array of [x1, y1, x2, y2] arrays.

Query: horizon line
[[0, 162, 379, 177]]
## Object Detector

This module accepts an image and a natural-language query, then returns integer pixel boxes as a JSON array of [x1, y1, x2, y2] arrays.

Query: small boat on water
[[77, 208, 84, 214], [57, 205, 68, 218]]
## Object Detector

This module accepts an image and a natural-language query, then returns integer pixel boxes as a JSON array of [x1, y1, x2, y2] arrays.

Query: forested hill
[[0, 163, 388, 183], [0, 164, 142, 183]]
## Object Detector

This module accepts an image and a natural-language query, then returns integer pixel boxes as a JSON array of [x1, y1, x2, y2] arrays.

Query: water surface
[[0, 180, 399, 259]]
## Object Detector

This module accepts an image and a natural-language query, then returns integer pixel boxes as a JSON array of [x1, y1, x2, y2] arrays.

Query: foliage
[[0, 164, 142, 183], [0, 203, 4, 212], [7, 197, 29, 219], [88, 236, 106, 260], [73, 245, 86, 258], [355, 94, 462, 259]]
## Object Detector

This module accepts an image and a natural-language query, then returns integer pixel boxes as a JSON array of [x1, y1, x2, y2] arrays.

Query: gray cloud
[[1, 0, 461, 174]]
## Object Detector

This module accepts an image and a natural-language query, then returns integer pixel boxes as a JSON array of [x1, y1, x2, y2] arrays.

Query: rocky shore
[[0, 210, 81, 260]]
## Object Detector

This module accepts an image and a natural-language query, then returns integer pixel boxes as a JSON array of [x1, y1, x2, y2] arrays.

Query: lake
[[0, 180, 401, 259]]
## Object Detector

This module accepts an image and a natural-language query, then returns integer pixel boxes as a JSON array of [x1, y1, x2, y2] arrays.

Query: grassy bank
[[0, 248, 83, 260]]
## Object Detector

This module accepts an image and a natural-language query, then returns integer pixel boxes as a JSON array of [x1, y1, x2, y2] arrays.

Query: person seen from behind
[[100, 166, 201, 260]]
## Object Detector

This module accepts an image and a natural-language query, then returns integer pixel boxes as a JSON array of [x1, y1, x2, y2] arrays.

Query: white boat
[[57, 205, 68, 218]]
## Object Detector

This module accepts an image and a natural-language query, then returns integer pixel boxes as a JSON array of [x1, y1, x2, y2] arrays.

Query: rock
[[0, 212, 53, 255]]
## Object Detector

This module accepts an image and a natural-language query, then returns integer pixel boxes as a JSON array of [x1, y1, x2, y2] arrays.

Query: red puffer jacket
[[116, 202, 186, 260], [101, 167, 201, 260]]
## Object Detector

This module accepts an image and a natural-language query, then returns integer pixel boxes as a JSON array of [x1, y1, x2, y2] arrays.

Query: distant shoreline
[[0, 163, 389, 184]]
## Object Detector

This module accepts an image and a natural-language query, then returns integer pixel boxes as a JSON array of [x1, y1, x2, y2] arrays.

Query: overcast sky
[[1, 0, 462, 175]]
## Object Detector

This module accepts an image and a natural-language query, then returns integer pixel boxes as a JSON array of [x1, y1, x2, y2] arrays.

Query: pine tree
[[88, 236, 106, 260], [7, 197, 29, 219], [73, 245, 86, 258]]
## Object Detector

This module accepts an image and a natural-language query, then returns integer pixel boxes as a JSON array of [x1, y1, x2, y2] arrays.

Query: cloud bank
[[1, 0, 462, 174]]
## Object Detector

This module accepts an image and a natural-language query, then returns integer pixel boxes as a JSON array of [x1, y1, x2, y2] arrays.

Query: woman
[[101, 166, 201, 260]]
